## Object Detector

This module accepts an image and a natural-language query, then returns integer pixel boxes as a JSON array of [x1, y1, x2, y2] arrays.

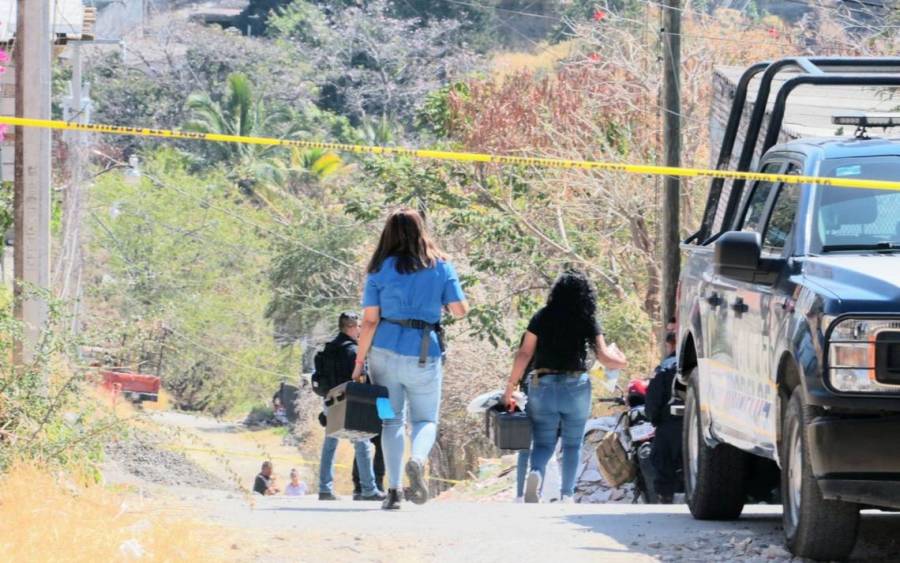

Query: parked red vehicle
[[100, 370, 160, 404]]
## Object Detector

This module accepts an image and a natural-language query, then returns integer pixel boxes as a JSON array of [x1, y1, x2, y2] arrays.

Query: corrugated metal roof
[[0, 0, 87, 42]]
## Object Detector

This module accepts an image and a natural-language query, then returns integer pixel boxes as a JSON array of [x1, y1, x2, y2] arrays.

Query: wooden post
[[14, 0, 52, 365], [660, 0, 682, 334]]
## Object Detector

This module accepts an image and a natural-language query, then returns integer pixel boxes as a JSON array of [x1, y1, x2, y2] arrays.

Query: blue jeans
[[528, 373, 591, 497], [319, 434, 378, 496], [368, 346, 442, 489], [516, 449, 530, 497], [516, 380, 532, 498]]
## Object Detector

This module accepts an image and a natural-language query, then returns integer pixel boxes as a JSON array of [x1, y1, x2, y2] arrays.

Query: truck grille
[[876, 330, 900, 385]]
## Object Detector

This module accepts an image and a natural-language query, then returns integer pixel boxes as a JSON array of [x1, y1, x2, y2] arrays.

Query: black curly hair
[[543, 269, 599, 352]]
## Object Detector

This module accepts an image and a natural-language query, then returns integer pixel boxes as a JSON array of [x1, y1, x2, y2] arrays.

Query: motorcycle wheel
[[637, 442, 659, 503]]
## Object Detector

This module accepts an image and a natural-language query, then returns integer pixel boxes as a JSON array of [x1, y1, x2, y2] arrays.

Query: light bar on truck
[[831, 112, 900, 128]]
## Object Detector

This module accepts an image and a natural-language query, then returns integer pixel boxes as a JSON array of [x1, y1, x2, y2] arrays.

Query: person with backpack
[[351, 208, 469, 510], [314, 312, 385, 502], [502, 270, 628, 503], [644, 331, 682, 504]]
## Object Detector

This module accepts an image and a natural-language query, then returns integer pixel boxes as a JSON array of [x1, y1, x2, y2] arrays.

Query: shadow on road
[[256, 506, 376, 514], [558, 505, 900, 562]]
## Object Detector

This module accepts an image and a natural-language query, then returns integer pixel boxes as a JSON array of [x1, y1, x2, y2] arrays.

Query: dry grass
[[0, 464, 227, 562], [491, 41, 573, 79]]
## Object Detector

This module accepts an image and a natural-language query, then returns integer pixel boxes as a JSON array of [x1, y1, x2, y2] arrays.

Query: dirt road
[[157, 487, 900, 562], [110, 410, 900, 563]]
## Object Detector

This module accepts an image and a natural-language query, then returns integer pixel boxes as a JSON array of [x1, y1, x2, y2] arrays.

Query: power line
[[167, 327, 289, 379], [91, 151, 356, 269], [444, 0, 561, 20]]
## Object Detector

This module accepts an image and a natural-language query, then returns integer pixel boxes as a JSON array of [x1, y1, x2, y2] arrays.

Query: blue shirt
[[362, 257, 466, 358]]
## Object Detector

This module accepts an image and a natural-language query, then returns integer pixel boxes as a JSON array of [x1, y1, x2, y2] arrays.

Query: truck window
[[762, 164, 801, 253], [813, 156, 900, 251], [740, 163, 782, 234], [763, 187, 800, 253]]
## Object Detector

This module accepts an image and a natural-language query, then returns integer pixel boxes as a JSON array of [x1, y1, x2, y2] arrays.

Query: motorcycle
[[597, 379, 659, 504]]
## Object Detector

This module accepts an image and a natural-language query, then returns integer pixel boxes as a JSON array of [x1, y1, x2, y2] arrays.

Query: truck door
[[703, 162, 784, 451], [721, 161, 800, 456]]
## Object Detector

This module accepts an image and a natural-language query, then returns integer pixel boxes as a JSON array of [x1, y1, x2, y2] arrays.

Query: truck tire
[[781, 391, 859, 560], [683, 372, 747, 519]]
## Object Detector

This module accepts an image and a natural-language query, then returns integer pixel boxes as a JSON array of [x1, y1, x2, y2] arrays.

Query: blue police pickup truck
[[676, 57, 900, 560]]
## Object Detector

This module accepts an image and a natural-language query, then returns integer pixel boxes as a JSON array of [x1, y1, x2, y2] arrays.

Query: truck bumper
[[809, 414, 900, 509], [124, 391, 159, 403]]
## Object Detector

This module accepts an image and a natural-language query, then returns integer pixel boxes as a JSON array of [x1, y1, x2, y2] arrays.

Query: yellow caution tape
[[3, 115, 899, 191]]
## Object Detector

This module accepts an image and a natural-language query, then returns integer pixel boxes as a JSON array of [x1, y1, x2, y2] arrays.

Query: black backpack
[[311, 340, 353, 397]]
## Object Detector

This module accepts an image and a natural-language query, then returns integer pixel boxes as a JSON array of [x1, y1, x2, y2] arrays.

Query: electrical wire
[[90, 151, 356, 269], [443, 0, 561, 20], [167, 327, 289, 379]]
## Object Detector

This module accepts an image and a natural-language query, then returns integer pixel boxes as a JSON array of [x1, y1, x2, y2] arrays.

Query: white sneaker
[[515, 496, 524, 503], [559, 495, 575, 504], [524, 471, 541, 503]]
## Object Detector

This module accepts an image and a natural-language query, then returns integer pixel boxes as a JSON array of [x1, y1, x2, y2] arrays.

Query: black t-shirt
[[254, 473, 272, 495], [527, 307, 601, 372]]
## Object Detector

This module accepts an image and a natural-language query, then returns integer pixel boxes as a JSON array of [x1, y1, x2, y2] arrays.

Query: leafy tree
[[87, 22, 320, 151], [87, 150, 292, 414], [265, 209, 365, 344], [183, 72, 352, 215], [0, 182, 12, 280], [184, 72, 297, 190], [268, 0, 479, 130]]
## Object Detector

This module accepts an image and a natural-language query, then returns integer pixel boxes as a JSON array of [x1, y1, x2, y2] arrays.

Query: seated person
[[645, 332, 682, 504], [284, 468, 308, 496], [253, 461, 281, 496]]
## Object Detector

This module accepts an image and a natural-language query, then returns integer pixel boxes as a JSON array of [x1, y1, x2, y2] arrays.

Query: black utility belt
[[380, 317, 444, 367], [532, 369, 586, 377]]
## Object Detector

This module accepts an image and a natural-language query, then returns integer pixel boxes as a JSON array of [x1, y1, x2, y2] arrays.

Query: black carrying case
[[325, 382, 389, 440], [485, 405, 532, 451]]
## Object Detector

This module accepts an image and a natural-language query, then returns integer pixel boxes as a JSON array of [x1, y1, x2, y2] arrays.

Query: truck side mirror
[[715, 231, 761, 282]]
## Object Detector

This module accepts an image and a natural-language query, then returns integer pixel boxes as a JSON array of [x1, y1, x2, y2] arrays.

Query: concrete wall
[[708, 67, 798, 171]]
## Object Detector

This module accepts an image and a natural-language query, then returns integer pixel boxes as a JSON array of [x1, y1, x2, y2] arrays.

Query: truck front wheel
[[683, 372, 747, 519], [781, 391, 859, 560]]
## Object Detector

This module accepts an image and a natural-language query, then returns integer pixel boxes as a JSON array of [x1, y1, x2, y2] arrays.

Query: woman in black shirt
[[503, 270, 627, 502]]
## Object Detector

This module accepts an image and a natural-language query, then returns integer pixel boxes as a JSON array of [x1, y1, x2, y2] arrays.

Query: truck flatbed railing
[[694, 57, 900, 245]]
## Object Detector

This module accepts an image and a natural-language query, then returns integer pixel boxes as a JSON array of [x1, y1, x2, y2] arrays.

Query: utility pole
[[660, 0, 682, 332], [14, 0, 52, 365]]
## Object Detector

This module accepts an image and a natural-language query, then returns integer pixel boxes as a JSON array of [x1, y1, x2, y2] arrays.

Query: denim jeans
[[516, 449, 531, 497], [516, 380, 532, 498], [368, 346, 442, 490], [527, 373, 591, 497], [319, 433, 378, 496]]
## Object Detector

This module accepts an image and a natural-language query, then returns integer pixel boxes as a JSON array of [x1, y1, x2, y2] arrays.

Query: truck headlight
[[826, 317, 900, 394]]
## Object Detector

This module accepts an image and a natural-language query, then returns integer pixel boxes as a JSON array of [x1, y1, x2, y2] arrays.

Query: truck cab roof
[[768, 137, 900, 162]]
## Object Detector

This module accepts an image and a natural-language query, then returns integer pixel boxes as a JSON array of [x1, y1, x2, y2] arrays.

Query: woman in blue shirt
[[352, 208, 469, 510]]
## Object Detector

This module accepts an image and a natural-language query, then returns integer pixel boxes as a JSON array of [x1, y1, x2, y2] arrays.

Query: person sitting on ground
[[254, 461, 280, 496], [503, 269, 628, 504], [317, 312, 385, 502], [645, 331, 682, 504], [284, 468, 308, 496], [272, 396, 288, 425]]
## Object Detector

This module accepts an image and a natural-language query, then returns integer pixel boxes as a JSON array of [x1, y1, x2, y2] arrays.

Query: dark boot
[[382, 488, 402, 510], [405, 459, 429, 505]]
